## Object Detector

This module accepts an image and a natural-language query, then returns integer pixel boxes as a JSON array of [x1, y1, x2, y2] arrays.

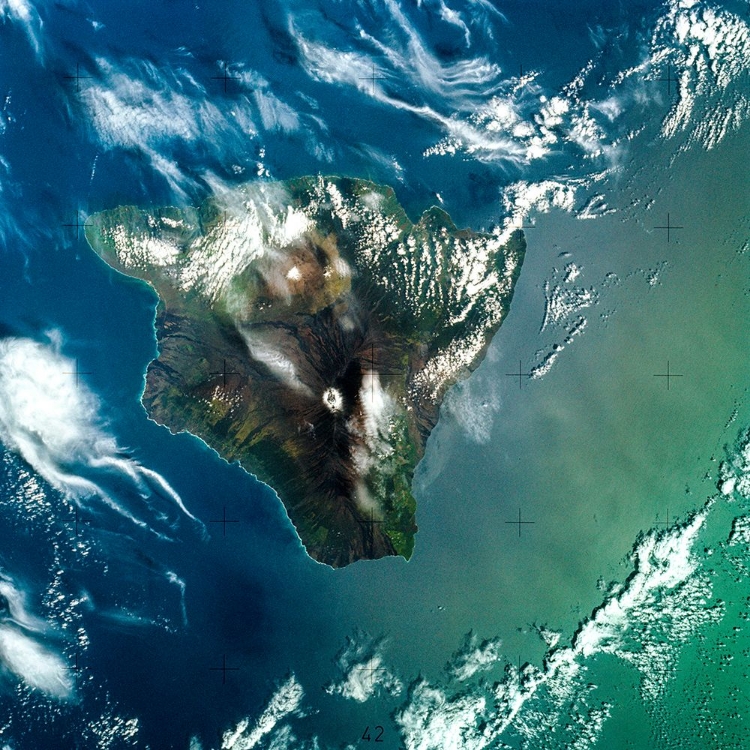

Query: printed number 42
[[362, 725, 384, 742]]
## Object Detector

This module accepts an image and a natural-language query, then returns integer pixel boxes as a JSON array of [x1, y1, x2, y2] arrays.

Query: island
[[85, 176, 525, 567]]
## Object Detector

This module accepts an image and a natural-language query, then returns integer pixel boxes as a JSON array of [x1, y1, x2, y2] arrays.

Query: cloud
[[0, 336, 204, 540], [540, 263, 598, 332], [101, 177, 312, 306], [445, 631, 502, 681], [394, 499, 721, 748], [290, 0, 518, 163], [718, 428, 750, 500], [436, 0, 471, 48], [221, 675, 306, 749], [0, 0, 43, 57], [497, 179, 579, 239], [654, 0, 750, 150], [0, 572, 73, 699], [324, 629, 402, 702], [240, 330, 311, 395], [81, 58, 242, 198], [0, 626, 71, 698], [442, 367, 501, 445], [80, 58, 330, 200], [424, 70, 625, 168], [292, 0, 750, 190]]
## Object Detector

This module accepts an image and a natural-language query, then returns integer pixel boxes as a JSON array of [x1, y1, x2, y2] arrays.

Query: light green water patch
[[321, 124, 750, 691], [567, 483, 750, 748]]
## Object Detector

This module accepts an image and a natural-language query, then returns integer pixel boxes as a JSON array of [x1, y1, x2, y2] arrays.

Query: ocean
[[0, 0, 748, 747]]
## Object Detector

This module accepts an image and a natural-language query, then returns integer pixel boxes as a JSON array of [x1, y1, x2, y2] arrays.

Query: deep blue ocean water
[[0, 0, 748, 747]]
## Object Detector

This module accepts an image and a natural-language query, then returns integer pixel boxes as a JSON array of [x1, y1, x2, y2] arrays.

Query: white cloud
[[445, 632, 502, 681], [541, 267, 598, 332], [325, 630, 402, 702], [0, 626, 71, 698], [291, 0, 522, 163], [0, 0, 42, 56], [81, 58, 330, 199], [394, 499, 720, 748], [606, 0, 750, 152], [82, 58, 243, 198], [0, 336, 203, 540], [0, 572, 72, 699], [221, 676, 305, 749], [442, 365, 501, 445], [240, 329, 311, 395], [718, 428, 750, 500]]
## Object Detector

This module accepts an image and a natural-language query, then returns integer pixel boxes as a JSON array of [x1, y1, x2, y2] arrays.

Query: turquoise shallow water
[[329, 120, 750, 676], [296, 120, 750, 747]]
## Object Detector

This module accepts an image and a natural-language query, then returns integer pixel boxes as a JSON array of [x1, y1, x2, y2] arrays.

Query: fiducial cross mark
[[517, 655, 525, 677], [211, 61, 241, 93], [359, 64, 386, 96], [63, 63, 92, 93], [505, 507, 535, 538], [361, 661, 388, 687], [517, 62, 538, 83], [505, 360, 532, 390], [208, 506, 240, 537], [656, 63, 680, 96], [515, 63, 534, 97], [655, 507, 678, 526], [360, 509, 384, 556], [210, 359, 241, 388], [209, 654, 240, 685], [65, 507, 92, 536], [653, 213, 684, 243], [653, 360, 684, 390], [62, 214, 93, 241], [63, 358, 93, 388], [64, 651, 89, 684]]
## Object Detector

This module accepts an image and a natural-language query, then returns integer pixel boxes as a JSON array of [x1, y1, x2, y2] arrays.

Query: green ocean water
[[317, 115, 750, 746]]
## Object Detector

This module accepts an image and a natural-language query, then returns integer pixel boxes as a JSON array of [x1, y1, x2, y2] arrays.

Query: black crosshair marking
[[656, 64, 679, 96], [62, 214, 93, 240], [653, 213, 684, 243], [655, 507, 677, 526], [209, 654, 240, 684], [361, 661, 387, 687], [210, 359, 241, 388], [65, 508, 92, 536], [505, 507, 535, 537], [211, 61, 241, 93], [208, 506, 240, 537], [65, 652, 89, 683], [63, 358, 93, 388], [653, 361, 684, 390], [359, 64, 386, 96], [63, 63, 92, 92], [505, 360, 532, 390]]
